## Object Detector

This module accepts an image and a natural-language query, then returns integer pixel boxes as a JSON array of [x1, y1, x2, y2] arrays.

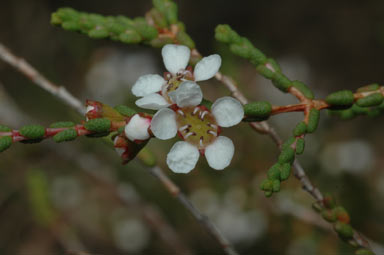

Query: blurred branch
[[0, 43, 85, 115], [0, 44, 237, 255]]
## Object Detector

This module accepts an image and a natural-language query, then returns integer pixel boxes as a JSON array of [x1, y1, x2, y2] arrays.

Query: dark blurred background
[[0, 0, 384, 254]]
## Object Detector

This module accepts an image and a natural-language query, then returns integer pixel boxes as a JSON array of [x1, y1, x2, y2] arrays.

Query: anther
[[199, 136, 204, 147], [208, 123, 218, 129], [208, 130, 217, 137], [184, 132, 195, 139], [178, 125, 190, 132], [177, 110, 185, 117], [192, 107, 200, 115], [200, 111, 208, 120]]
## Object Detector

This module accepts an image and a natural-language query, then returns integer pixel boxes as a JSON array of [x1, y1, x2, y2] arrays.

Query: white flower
[[150, 96, 244, 173], [131, 44, 222, 110]]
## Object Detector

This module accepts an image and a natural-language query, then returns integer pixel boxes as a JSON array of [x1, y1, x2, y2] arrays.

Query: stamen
[[178, 125, 190, 132], [192, 107, 200, 115], [199, 136, 204, 147], [177, 110, 185, 117], [184, 132, 195, 139], [200, 111, 208, 120], [208, 130, 217, 137], [208, 123, 218, 129]]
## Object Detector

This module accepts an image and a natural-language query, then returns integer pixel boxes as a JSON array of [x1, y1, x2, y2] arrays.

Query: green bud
[[355, 248, 375, 255], [292, 81, 314, 99], [334, 222, 354, 239], [325, 90, 354, 106], [49, 122, 75, 128], [114, 105, 137, 117], [333, 206, 350, 224], [293, 121, 307, 136], [264, 191, 273, 197], [267, 163, 281, 180], [272, 73, 291, 92], [356, 83, 379, 92], [272, 179, 281, 192], [0, 125, 11, 132], [0, 136, 12, 152], [84, 118, 111, 133], [53, 129, 77, 143], [176, 31, 195, 49], [307, 109, 320, 133], [339, 109, 355, 120], [244, 101, 272, 120], [351, 104, 369, 115], [153, 0, 178, 24], [50, 13, 62, 25], [62, 21, 80, 31], [295, 138, 305, 155], [280, 163, 291, 181], [356, 93, 384, 107], [249, 49, 267, 65], [278, 147, 295, 164], [260, 179, 273, 191], [19, 125, 45, 139]]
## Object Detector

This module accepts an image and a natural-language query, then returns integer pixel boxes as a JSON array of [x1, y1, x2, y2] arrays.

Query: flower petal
[[168, 81, 203, 107], [124, 114, 151, 141], [135, 93, 170, 110], [162, 44, 190, 74], [166, 141, 200, 173], [131, 74, 165, 97], [150, 108, 177, 140], [211, 97, 244, 127], [194, 54, 222, 81], [205, 136, 234, 170]]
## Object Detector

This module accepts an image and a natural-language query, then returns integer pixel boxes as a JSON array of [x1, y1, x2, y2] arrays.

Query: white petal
[[135, 93, 170, 110], [168, 81, 203, 107], [124, 114, 151, 141], [162, 44, 191, 74], [150, 108, 177, 140], [211, 97, 244, 127], [131, 74, 165, 97], [205, 136, 234, 170], [166, 141, 200, 173], [194, 54, 222, 81]]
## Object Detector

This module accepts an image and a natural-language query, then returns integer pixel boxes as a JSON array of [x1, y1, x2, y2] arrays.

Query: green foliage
[[244, 101, 272, 121], [295, 138, 305, 155], [334, 222, 354, 239], [293, 121, 307, 136], [278, 147, 295, 164], [53, 129, 78, 143], [356, 93, 384, 107], [0, 136, 12, 152], [19, 125, 45, 139], [114, 105, 137, 117], [325, 90, 354, 106], [153, 0, 178, 25], [292, 80, 314, 99], [84, 118, 111, 133], [0, 125, 11, 132], [51, 8, 157, 45], [356, 83, 379, 92], [307, 109, 320, 133], [49, 121, 75, 128]]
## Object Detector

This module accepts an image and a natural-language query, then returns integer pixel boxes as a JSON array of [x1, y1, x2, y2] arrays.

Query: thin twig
[[0, 43, 85, 115], [0, 42, 237, 255]]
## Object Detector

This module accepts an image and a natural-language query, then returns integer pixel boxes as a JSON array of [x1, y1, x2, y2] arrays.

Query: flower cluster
[[119, 44, 244, 173]]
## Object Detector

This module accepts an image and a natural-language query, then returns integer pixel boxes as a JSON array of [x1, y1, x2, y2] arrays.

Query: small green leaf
[[53, 129, 78, 143], [293, 121, 307, 136], [295, 138, 305, 155], [49, 121, 75, 128], [272, 179, 280, 192], [244, 101, 272, 119], [114, 105, 137, 117], [0, 125, 11, 132], [84, 118, 111, 133], [356, 83, 379, 92], [278, 147, 295, 164], [267, 163, 281, 180], [307, 109, 320, 133], [280, 163, 291, 181], [326, 90, 354, 106], [292, 80, 314, 99], [356, 93, 384, 107], [19, 125, 45, 139], [334, 222, 354, 239], [272, 73, 291, 92], [0, 136, 12, 152]]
